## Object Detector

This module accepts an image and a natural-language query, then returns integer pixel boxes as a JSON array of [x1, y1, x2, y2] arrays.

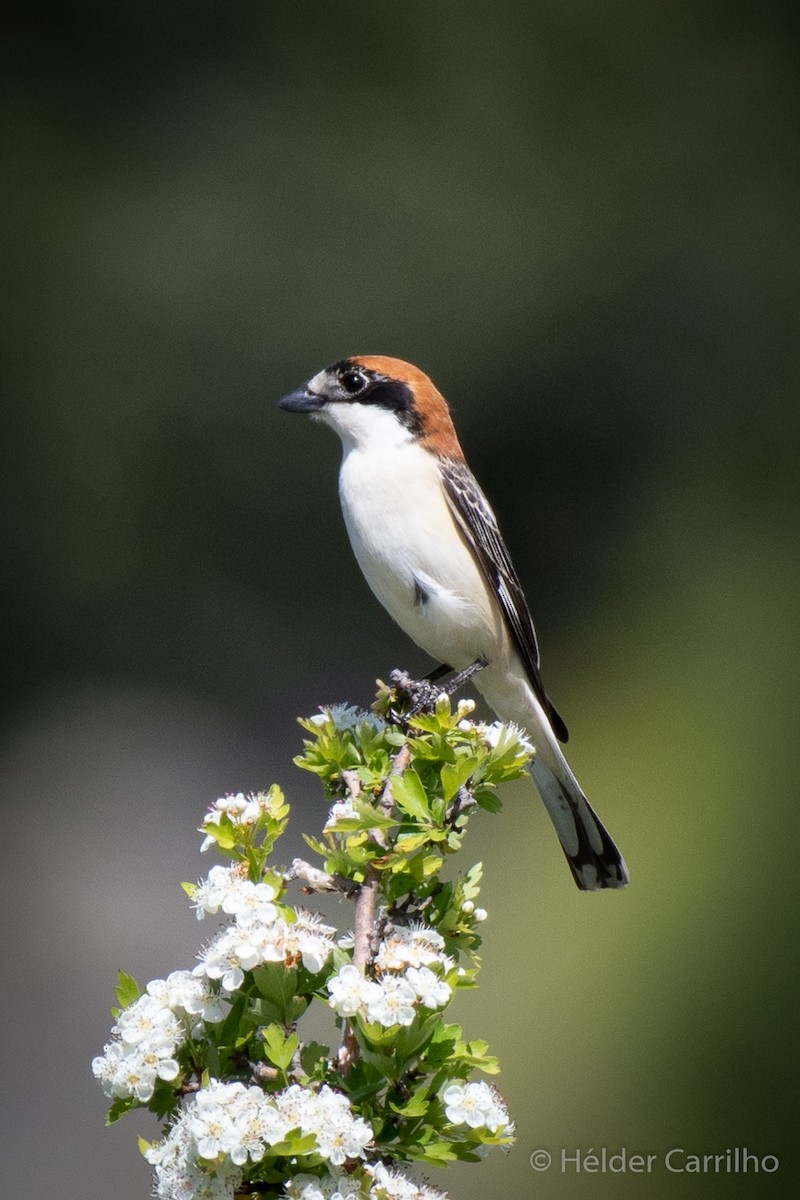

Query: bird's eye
[[340, 369, 368, 395]]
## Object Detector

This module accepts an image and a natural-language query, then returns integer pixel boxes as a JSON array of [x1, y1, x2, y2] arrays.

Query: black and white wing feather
[[440, 457, 569, 743]]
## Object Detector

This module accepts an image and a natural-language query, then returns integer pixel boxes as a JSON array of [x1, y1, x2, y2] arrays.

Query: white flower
[[146, 1107, 243, 1199], [327, 964, 377, 1017], [367, 1161, 448, 1199], [114, 993, 181, 1048], [481, 720, 534, 757], [192, 864, 244, 918], [324, 796, 358, 831], [189, 1082, 243, 1160], [194, 927, 250, 992], [283, 1170, 362, 1200], [283, 911, 337, 973], [405, 966, 451, 1010], [247, 918, 287, 963], [441, 1080, 512, 1134], [275, 1085, 372, 1166], [146, 971, 225, 1025], [222, 879, 279, 927], [374, 924, 450, 972], [92, 1040, 167, 1103], [200, 791, 274, 851], [365, 975, 417, 1028]]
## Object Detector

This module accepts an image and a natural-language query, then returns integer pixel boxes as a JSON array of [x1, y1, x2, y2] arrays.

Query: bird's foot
[[384, 658, 487, 723]]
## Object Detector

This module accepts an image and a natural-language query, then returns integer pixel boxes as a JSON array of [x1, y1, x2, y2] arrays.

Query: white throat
[[313, 399, 416, 456]]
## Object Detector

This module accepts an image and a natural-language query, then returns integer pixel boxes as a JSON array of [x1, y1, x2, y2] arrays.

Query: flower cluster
[[283, 1163, 447, 1200], [193, 863, 279, 924], [194, 908, 336, 991], [95, 687, 527, 1199], [146, 1081, 373, 1199], [328, 924, 453, 1028], [374, 924, 453, 972], [92, 972, 223, 1103], [200, 790, 279, 851], [442, 1080, 512, 1135]]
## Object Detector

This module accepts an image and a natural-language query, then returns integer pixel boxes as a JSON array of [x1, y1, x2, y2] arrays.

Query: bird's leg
[[424, 663, 452, 683], [442, 655, 488, 694], [410, 656, 487, 717]]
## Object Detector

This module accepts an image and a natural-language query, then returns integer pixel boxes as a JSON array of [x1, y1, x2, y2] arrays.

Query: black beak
[[278, 386, 325, 413]]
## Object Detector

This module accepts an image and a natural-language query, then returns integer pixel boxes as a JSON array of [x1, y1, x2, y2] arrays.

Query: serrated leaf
[[302, 833, 329, 856], [115, 969, 140, 1010], [453, 1037, 500, 1072], [262, 1024, 300, 1071], [421, 853, 444, 878], [202, 818, 239, 851], [462, 862, 483, 899], [389, 1088, 432, 1118]]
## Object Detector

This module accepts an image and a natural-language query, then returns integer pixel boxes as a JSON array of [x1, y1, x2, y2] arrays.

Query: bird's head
[[278, 355, 464, 458]]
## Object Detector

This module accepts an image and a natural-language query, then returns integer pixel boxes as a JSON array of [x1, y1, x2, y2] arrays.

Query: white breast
[[336, 436, 504, 669]]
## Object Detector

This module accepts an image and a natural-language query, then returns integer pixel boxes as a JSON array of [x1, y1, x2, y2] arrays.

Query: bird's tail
[[528, 748, 629, 891]]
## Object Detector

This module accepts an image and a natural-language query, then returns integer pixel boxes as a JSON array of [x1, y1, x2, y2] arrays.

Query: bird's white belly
[[337, 443, 504, 669]]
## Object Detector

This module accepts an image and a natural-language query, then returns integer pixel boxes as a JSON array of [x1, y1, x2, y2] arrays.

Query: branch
[[336, 742, 411, 1074]]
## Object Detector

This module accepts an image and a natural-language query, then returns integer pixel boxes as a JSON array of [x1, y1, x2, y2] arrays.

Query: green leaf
[[262, 1024, 300, 1071], [300, 1041, 331, 1079], [105, 1096, 137, 1125], [461, 862, 483, 899], [453, 1037, 501, 1073], [115, 969, 140, 1010], [391, 1012, 442, 1065], [441, 757, 477, 803], [393, 831, 430, 854], [421, 852, 445, 878], [415, 1140, 458, 1165], [216, 990, 247, 1048], [473, 786, 502, 813], [263, 1131, 319, 1157], [389, 1088, 431, 1118], [390, 769, 431, 822], [149, 1081, 181, 1120], [252, 964, 300, 1023]]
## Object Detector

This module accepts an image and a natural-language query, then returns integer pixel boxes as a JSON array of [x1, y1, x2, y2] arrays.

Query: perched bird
[[279, 356, 628, 890]]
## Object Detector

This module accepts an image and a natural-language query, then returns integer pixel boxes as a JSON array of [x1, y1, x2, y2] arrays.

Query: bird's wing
[[439, 457, 569, 743]]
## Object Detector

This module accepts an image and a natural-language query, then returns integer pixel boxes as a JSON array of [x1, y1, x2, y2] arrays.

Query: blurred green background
[[2, 1, 799, 1197]]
